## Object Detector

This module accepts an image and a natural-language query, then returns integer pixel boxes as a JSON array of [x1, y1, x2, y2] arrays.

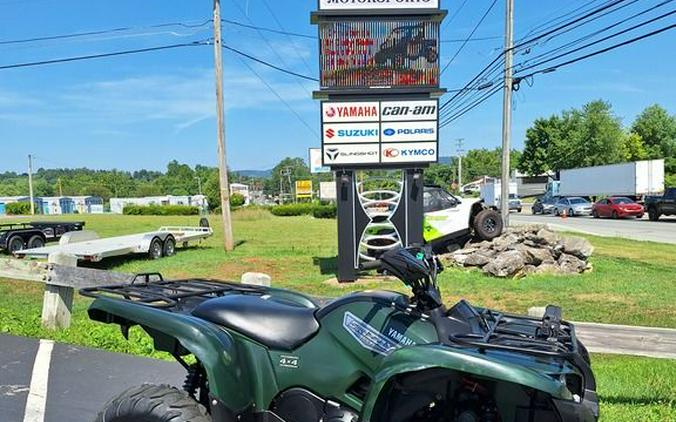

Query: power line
[[0, 19, 213, 46], [221, 18, 315, 39], [0, 39, 208, 71], [514, 0, 674, 72], [260, 0, 314, 75], [439, 85, 502, 128], [517, 22, 676, 79], [221, 43, 318, 81], [441, 0, 498, 75], [235, 55, 319, 140]]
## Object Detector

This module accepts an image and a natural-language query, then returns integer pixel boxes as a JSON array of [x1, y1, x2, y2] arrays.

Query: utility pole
[[195, 176, 203, 195], [213, 0, 234, 251], [28, 154, 35, 215], [500, 0, 514, 226], [57, 177, 63, 197], [456, 138, 464, 189]]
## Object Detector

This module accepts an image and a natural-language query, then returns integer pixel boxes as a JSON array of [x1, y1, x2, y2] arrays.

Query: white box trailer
[[559, 159, 664, 198], [480, 182, 518, 207]]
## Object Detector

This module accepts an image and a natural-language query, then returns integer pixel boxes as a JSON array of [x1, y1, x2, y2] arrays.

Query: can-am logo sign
[[319, 0, 439, 10]]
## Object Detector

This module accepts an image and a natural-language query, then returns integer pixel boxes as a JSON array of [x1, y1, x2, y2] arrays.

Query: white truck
[[480, 182, 520, 211], [557, 159, 664, 199]]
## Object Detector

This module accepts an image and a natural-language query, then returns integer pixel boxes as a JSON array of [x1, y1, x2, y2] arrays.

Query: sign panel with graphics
[[319, 0, 439, 11], [320, 181, 337, 201], [309, 148, 331, 173], [320, 99, 438, 167], [323, 144, 380, 165], [322, 101, 380, 123], [319, 19, 439, 90], [323, 122, 381, 144], [380, 121, 437, 142], [295, 180, 313, 199], [380, 100, 437, 121], [381, 142, 438, 163]]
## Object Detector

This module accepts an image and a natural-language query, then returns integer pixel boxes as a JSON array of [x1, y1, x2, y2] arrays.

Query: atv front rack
[[80, 274, 266, 309], [449, 306, 578, 358]]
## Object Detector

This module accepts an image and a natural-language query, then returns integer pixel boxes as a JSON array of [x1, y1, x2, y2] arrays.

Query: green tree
[[518, 116, 561, 176], [630, 104, 676, 158], [619, 132, 648, 161]]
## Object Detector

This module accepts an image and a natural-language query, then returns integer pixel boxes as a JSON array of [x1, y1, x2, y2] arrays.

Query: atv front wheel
[[95, 384, 212, 422], [474, 209, 503, 240]]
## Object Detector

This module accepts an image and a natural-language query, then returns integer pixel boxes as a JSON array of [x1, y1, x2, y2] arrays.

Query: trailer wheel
[[648, 207, 660, 221], [148, 238, 163, 260], [163, 236, 176, 257], [474, 209, 503, 241], [27, 235, 45, 249], [7, 236, 25, 253], [94, 384, 211, 422]]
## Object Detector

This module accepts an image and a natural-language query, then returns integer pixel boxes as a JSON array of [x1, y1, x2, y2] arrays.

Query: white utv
[[422, 186, 504, 252]]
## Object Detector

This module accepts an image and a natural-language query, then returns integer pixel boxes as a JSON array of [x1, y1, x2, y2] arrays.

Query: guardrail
[[0, 255, 132, 330]]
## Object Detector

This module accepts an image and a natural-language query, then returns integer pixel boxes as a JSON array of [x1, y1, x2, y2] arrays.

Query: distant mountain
[[438, 156, 453, 165], [234, 169, 273, 178]]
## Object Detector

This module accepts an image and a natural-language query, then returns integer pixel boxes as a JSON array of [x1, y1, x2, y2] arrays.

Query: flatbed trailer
[[14, 226, 212, 262], [0, 221, 85, 253]]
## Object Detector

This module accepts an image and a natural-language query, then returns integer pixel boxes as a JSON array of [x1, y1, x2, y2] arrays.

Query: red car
[[592, 197, 644, 219]]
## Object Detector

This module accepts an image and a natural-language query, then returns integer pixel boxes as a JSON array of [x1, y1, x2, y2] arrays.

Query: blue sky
[[1, 0, 674, 173]]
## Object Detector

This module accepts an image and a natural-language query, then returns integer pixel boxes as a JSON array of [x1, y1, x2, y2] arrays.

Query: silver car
[[554, 197, 592, 217]]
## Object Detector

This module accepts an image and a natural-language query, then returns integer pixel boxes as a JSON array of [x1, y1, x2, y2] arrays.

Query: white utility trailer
[[14, 226, 212, 262]]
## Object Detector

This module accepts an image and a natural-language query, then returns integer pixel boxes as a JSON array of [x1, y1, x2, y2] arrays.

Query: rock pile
[[441, 225, 593, 278]]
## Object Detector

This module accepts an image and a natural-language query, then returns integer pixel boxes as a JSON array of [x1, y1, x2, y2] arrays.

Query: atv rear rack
[[80, 274, 266, 309]]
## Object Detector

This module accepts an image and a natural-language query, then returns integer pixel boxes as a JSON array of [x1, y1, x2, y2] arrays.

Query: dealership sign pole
[[313, 0, 447, 281]]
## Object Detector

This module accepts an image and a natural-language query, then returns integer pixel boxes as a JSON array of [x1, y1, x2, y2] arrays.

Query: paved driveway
[[511, 212, 676, 244]]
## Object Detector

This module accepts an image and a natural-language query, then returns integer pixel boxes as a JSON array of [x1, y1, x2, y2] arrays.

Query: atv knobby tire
[[474, 209, 503, 240], [95, 384, 212, 422]]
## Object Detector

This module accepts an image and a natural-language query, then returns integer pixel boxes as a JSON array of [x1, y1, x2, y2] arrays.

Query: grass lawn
[[1, 211, 674, 420]]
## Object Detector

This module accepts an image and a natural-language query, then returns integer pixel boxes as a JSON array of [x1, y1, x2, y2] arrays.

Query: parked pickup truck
[[645, 188, 676, 221], [0, 221, 85, 253]]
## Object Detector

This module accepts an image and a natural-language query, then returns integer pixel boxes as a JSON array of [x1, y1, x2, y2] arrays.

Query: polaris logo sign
[[319, 0, 439, 11], [381, 142, 438, 163], [380, 121, 437, 142]]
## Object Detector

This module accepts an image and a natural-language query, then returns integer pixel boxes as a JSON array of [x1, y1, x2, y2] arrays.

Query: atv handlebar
[[359, 260, 382, 271]]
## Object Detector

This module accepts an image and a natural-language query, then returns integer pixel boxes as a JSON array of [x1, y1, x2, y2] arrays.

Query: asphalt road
[[0, 334, 184, 422], [511, 212, 676, 244]]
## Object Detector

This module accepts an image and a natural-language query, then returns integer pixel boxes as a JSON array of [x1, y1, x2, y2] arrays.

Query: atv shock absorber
[[183, 364, 201, 398]]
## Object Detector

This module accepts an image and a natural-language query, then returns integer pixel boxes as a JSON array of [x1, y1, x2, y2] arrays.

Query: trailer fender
[[360, 345, 571, 421], [88, 298, 255, 412]]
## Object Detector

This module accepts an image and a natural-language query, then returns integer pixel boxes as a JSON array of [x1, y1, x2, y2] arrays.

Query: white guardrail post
[[42, 253, 77, 330]]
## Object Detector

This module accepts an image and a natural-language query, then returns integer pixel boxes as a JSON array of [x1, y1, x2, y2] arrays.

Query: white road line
[[22, 340, 54, 422]]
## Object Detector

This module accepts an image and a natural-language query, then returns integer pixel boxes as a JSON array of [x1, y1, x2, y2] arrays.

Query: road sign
[[309, 148, 331, 173], [295, 180, 313, 199]]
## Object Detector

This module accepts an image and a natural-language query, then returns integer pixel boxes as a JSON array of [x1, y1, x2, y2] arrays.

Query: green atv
[[82, 246, 598, 422]]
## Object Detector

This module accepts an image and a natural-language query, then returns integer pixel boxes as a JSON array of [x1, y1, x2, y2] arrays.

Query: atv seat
[[192, 295, 320, 350]]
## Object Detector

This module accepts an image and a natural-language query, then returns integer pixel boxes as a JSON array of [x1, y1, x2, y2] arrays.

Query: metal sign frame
[[317, 0, 440, 12], [320, 97, 439, 169]]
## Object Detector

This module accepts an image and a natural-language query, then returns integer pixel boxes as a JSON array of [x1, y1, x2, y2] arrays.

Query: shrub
[[230, 193, 246, 207], [122, 204, 199, 216], [6, 202, 31, 215], [312, 204, 337, 219], [270, 203, 316, 217]]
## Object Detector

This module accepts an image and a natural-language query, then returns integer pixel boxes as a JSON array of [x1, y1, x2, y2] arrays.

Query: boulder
[[533, 228, 559, 245], [529, 247, 556, 265], [510, 244, 537, 265], [558, 254, 587, 274], [241, 272, 272, 286], [560, 236, 594, 260], [492, 233, 520, 252], [536, 262, 561, 274], [517, 265, 538, 278], [482, 250, 526, 277], [464, 250, 495, 267]]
